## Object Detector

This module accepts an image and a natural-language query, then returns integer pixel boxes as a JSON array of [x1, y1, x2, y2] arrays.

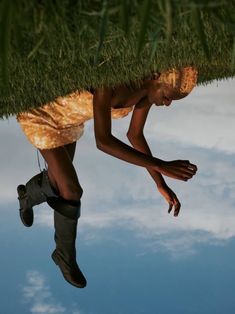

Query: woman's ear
[[152, 72, 161, 80]]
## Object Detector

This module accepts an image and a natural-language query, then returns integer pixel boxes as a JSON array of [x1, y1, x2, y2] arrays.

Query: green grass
[[0, 0, 234, 118]]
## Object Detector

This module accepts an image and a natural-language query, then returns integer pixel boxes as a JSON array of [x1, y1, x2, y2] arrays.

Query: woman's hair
[[155, 67, 198, 96]]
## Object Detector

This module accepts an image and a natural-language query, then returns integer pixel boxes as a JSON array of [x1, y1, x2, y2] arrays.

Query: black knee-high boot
[[49, 198, 87, 288], [17, 170, 57, 227]]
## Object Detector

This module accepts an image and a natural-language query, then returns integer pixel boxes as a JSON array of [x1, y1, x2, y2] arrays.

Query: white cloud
[[23, 271, 65, 314], [35, 204, 54, 228], [0, 117, 41, 203], [23, 271, 49, 299], [31, 303, 65, 314], [22, 270, 82, 314]]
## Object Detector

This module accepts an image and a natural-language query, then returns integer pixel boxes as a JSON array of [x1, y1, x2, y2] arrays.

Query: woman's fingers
[[167, 194, 181, 216], [182, 160, 197, 171], [168, 202, 173, 214], [173, 195, 181, 216], [178, 168, 196, 178], [162, 169, 193, 181], [177, 161, 197, 174], [161, 160, 198, 181]]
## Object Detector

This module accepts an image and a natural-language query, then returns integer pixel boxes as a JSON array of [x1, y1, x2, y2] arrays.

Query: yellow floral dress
[[17, 91, 133, 150]]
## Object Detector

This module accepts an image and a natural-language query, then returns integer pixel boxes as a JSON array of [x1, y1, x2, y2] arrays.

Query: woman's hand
[[158, 184, 181, 217], [155, 159, 197, 181]]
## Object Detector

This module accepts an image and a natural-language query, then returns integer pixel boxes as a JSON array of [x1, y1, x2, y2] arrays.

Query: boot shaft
[[53, 200, 81, 262]]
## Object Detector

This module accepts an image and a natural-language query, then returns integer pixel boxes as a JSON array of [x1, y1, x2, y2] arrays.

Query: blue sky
[[0, 78, 235, 314]]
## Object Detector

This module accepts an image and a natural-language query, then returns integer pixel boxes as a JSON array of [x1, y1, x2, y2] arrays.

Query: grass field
[[0, 0, 234, 118]]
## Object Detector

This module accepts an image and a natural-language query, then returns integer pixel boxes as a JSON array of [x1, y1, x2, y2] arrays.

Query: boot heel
[[51, 250, 59, 265], [17, 185, 26, 199], [17, 184, 34, 227]]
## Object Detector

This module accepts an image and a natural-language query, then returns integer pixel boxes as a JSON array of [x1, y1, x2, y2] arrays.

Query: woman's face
[[147, 81, 186, 106]]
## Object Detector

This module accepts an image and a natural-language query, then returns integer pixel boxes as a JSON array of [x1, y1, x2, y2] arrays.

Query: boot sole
[[51, 250, 86, 289], [17, 184, 26, 198], [17, 185, 34, 227]]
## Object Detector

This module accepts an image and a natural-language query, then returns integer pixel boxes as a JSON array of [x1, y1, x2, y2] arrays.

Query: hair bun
[[156, 67, 198, 95]]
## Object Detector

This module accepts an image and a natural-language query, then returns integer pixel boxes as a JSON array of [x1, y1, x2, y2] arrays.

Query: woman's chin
[[147, 95, 164, 106]]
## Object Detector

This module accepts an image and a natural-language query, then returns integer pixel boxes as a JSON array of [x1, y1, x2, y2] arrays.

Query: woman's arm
[[93, 87, 197, 181], [126, 98, 165, 186], [93, 88, 164, 169], [127, 97, 181, 216]]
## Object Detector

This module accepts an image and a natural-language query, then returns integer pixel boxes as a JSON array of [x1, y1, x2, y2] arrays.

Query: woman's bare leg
[[43, 142, 77, 191], [39, 144, 82, 202], [64, 142, 77, 162]]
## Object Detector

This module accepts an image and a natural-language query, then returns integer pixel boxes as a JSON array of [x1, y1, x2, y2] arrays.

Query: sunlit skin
[[92, 78, 197, 217]]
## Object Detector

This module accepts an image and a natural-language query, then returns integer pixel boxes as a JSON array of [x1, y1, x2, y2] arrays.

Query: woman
[[17, 66, 198, 288]]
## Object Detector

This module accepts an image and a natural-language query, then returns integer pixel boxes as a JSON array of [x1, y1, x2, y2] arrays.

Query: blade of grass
[[137, 0, 152, 57], [165, 0, 173, 46], [232, 38, 235, 70], [150, 38, 158, 62], [120, 0, 130, 35], [27, 37, 45, 59], [0, 0, 12, 91], [149, 28, 161, 62], [94, 0, 108, 65], [191, 3, 210, 60]]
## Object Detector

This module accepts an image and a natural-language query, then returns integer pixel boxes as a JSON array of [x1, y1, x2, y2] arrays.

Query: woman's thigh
[[39, 145, 82, 201], [64, 141, 77, 162]]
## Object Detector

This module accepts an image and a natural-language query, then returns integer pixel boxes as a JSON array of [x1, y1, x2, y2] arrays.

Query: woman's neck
[[125, 88, 147, 107], [111, 84, 148, 108]]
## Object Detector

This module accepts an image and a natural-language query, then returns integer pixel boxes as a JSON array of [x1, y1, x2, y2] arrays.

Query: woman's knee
[[59, 183, 83, 201]]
